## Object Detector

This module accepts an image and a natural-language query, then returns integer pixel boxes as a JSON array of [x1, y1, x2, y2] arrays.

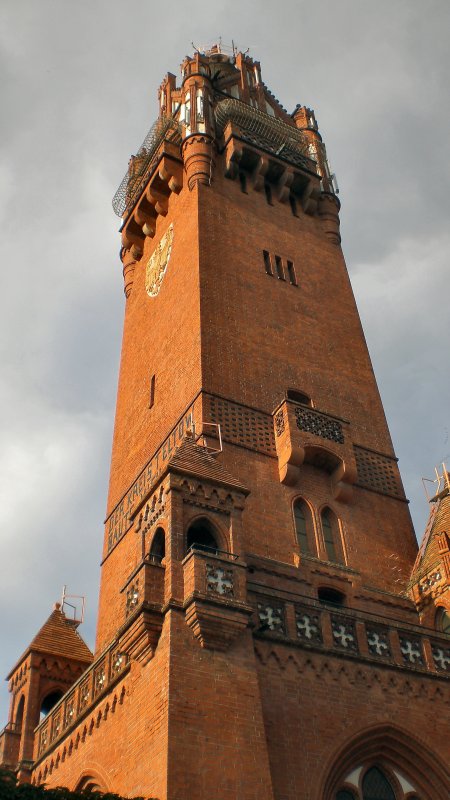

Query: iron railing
[[112, 116, 182, 219], [214, 96, 317, 174]]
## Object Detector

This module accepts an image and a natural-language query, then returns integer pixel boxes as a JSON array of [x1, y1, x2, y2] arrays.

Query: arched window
[[286, 389, 312, 406], [76, 776, 103, 792], [186, 518, 219, 554], [40, 690, 64, 720], [293, 499, 315, 556], [318, 587, 345, 606], [15, 695, 25, 731], [362, 766, 396, 800], [435, 606, 450, 635], [149, 527, 165, 563], [321, 507, 344, 564], [336, 791, 357, 800]]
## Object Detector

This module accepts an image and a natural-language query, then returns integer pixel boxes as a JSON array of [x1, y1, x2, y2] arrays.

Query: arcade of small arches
[[147, 517, 225, 563]]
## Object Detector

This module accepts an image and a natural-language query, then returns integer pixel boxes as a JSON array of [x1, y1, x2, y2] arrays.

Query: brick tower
[[1, 46, 449, 800]]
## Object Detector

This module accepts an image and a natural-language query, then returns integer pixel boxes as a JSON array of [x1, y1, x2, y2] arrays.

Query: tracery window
[[335, 764, 423, 800], [362, 766, 396, 799]]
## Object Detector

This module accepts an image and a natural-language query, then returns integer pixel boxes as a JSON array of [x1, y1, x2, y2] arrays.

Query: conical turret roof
[[7, 604, 93, 678]]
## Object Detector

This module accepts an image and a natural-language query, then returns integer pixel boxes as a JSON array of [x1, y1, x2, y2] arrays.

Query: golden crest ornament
[[145, 224, 174, 297]]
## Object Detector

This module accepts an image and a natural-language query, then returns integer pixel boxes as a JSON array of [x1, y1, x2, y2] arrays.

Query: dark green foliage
[[0, 769, 155, 800]]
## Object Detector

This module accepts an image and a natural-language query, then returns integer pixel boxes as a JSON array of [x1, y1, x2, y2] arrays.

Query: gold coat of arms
[[145, 224, 174, 297]]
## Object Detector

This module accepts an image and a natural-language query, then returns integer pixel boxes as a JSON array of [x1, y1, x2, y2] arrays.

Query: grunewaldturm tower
[[1, 46, 450, 800]]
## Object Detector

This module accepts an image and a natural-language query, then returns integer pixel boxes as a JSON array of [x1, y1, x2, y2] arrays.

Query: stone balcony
[[34, 639, 129, 763], [273, 400, 357, 502], [118, 557, 165, 663], [183, 546, 254, 650]]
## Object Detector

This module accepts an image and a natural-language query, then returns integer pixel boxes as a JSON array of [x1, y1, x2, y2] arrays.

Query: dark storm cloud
[[1, 0, 449, 724]]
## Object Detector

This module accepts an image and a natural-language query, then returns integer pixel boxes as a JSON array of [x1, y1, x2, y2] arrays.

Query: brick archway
[[320, 723, 450, 800]]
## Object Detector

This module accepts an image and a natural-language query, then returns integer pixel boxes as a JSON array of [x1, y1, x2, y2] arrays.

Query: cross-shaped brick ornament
[[258, 603, 285, 633], [400, 638, 422, 663], [367, 629, 390, 656], [296, 613, 320, 641], [206, 565, 234, 597], [332, 621, 356, 650], [432, 646, 450, 671]]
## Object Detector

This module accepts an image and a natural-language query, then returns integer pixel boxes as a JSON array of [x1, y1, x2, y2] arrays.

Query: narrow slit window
[[239, 171, 247, 193], [293, 500, 314, 555], [287, 260, 297, 285], [149, 374, 156, 409], [275, 255, 285, 281], [263, 250, 273, 275], [321, 508, 343, 564], [264, 181, 273, 205]]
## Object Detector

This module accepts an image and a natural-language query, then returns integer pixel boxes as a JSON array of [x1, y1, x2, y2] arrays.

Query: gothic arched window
[[149, 527, 165, 563], [362, 766, 396, 800], [186, 518, 219, 554], [40, 689, 64, 720], [321, 507, 344, 564], [293, 499, 315, 556]]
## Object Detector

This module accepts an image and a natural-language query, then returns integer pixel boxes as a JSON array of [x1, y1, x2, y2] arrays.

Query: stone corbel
[[158, 155, 183, 194], [145, 185, 169, 217], [121, 219, 144, 253], [301, 179, 320, 215], [275, 167, 294, 203], [251, 155, 269, 192]]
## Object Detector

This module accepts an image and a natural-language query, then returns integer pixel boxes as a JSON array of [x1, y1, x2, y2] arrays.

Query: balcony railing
[[35, 639, 129, 762], [252, 592, 450, 676]]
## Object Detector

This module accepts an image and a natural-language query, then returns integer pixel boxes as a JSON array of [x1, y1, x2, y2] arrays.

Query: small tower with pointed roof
[[0, 603, 92, 781]]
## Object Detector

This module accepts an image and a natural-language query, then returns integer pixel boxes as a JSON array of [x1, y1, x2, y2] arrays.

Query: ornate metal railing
[[214, 96, 317, 173], [112, 116, 182, 219], [35, 639, 129, 761]]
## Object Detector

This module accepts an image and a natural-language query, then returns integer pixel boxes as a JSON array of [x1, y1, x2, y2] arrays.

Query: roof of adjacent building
[[410, 489, 450, 584], [7, 605, 93, 678], [166, 435, 250, 494]]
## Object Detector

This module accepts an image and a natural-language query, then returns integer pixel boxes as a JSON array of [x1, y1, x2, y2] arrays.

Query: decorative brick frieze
[[354, 445, 405, 500], [249, 592, 450, 679], [34, 641, 129, 761], [206, 394, 275, 456]]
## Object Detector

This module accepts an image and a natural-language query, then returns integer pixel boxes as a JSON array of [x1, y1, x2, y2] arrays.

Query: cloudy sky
[[1, 0, 449, 723]]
